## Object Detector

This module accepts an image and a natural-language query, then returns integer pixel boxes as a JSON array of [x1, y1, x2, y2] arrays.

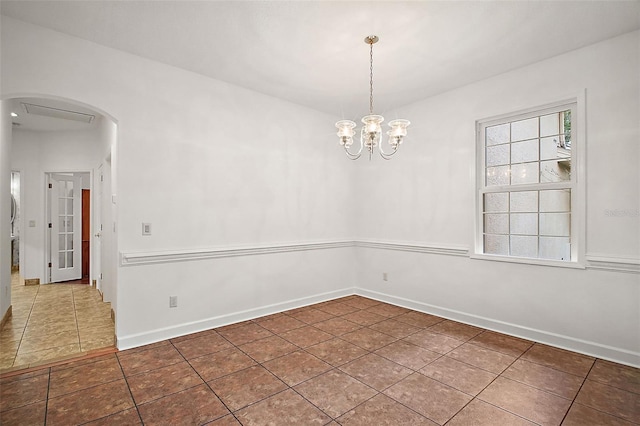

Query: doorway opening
[[46, 172, 91, 284], [1, 95, 118, 371]]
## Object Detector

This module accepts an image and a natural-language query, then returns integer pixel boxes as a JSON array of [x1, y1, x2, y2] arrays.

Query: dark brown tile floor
[[1, 295, 639, 425]]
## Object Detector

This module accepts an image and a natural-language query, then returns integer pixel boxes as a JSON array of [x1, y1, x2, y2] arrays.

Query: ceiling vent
[[22, 102, 95, 124]]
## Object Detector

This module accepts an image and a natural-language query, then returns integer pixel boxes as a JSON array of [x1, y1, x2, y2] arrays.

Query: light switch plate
[[142, 223, 151, 235]]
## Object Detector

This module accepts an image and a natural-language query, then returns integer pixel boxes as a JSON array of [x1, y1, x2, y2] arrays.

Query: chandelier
[[335, 35, 410, 160]]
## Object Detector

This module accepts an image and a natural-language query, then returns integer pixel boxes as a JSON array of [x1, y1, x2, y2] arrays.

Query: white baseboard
[[116, 287, 354, 350], [355, 288, 640, 369]]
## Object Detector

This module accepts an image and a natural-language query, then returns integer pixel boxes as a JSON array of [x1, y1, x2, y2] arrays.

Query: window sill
[[470, 253, 586, 269]]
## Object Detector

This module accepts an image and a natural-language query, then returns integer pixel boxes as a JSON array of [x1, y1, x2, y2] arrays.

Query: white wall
[[0, 100, 12, 320], [1, 16, 356, 348], [355, 30, 640, 366], [11, 128, 102, 283]]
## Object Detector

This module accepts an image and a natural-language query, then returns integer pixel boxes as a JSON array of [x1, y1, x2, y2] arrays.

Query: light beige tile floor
[[0, 272, 115, 372]]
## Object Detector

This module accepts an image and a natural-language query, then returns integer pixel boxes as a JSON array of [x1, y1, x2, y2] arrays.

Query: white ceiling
[[2, 1, 639, 122]]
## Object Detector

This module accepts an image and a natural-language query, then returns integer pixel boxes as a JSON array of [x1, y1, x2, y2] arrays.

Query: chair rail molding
[[585, 254, 640, 274], [120, 240, 354, 266]]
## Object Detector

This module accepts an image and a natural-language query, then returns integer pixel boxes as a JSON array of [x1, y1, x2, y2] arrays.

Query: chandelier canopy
[[335, 35, 410, 160]]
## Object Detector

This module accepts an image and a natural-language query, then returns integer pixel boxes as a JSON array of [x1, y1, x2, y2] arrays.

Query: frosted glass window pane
[[58, 234, 65, 250], [486, 144, 510, 167], [67, 252, 73, 268], [510, 235, 537, 258], [540, 213, 570, 236], [510, 191, 538, 212], [485, 214, 509, 234], [539, 237, 570, 261], [511, 163, 538, 184], [540, 113, 559, 137], [540, 160, 570, 182], [67, 234, 73, 250], [540, 190, 570, 212], [484, 234, 509, 255], [486, 166, 510, 186], [511, 139, 539, 164], [511, 117, 538, 142], [486, 124, 509, 146], [59, 252, 66, 268], [67, 199, 73, 213], [540, 136, 559, 160], [510, 213, 538, 235], [484, 193, 509, 212]]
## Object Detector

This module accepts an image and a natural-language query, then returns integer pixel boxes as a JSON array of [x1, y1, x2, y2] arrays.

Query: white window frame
[[473, 95, 586, 268]]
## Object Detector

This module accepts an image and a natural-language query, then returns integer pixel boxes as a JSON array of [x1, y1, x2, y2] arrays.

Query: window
[[477, 101, 579, 263]]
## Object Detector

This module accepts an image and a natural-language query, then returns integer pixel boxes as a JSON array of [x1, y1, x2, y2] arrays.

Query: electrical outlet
[[383, 272, 388, 281], [169, 296, 178, 308]]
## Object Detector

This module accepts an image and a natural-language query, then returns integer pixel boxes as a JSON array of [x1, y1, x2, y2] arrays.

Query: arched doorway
[[1, 95, 119, 370]]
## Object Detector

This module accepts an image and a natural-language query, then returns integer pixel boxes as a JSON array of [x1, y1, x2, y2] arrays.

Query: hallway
[[0, 272, 115, 372]]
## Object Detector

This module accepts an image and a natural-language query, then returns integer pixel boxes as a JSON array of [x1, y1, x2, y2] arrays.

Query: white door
[[50, 173, 82, 282]]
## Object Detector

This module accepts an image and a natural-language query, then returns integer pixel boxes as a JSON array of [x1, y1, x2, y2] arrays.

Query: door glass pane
[[59, 251, 66, 268], [59, 216, 66, 230], [67, 199, 73, 214], [486, 124, 510, 146], [510, 191, 538, 212], [67, 217, 73, 231], [511, 117, 538, 142], [67, 180, 74, 197], [58, 234, 65, 250], [67, 252, 73, 268], [67, 234, 74, 250], [58, 202, 65, 215], [484, 234, 509, 255]]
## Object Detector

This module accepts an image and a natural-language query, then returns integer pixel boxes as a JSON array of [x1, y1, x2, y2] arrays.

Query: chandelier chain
[[369, 40, 374, 114]]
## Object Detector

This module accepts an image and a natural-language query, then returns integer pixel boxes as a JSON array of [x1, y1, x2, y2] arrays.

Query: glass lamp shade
[[387, 119, 410, 146], [361, 114, 384, 148], [335, 120, 356, 147]]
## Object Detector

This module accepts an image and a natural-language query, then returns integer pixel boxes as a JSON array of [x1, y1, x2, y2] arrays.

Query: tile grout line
[[441, 339, 541, 426], [12, 284, 40, 368], [43, 366, 51, 425], [170, 336, 244, 424], [114, 351, 145, 425], [554, 359, 635, 426]]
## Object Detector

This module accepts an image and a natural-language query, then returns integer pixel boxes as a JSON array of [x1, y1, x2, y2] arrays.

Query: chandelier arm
[[343, 139, 364, 160], [378, 144, 399, 160]]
